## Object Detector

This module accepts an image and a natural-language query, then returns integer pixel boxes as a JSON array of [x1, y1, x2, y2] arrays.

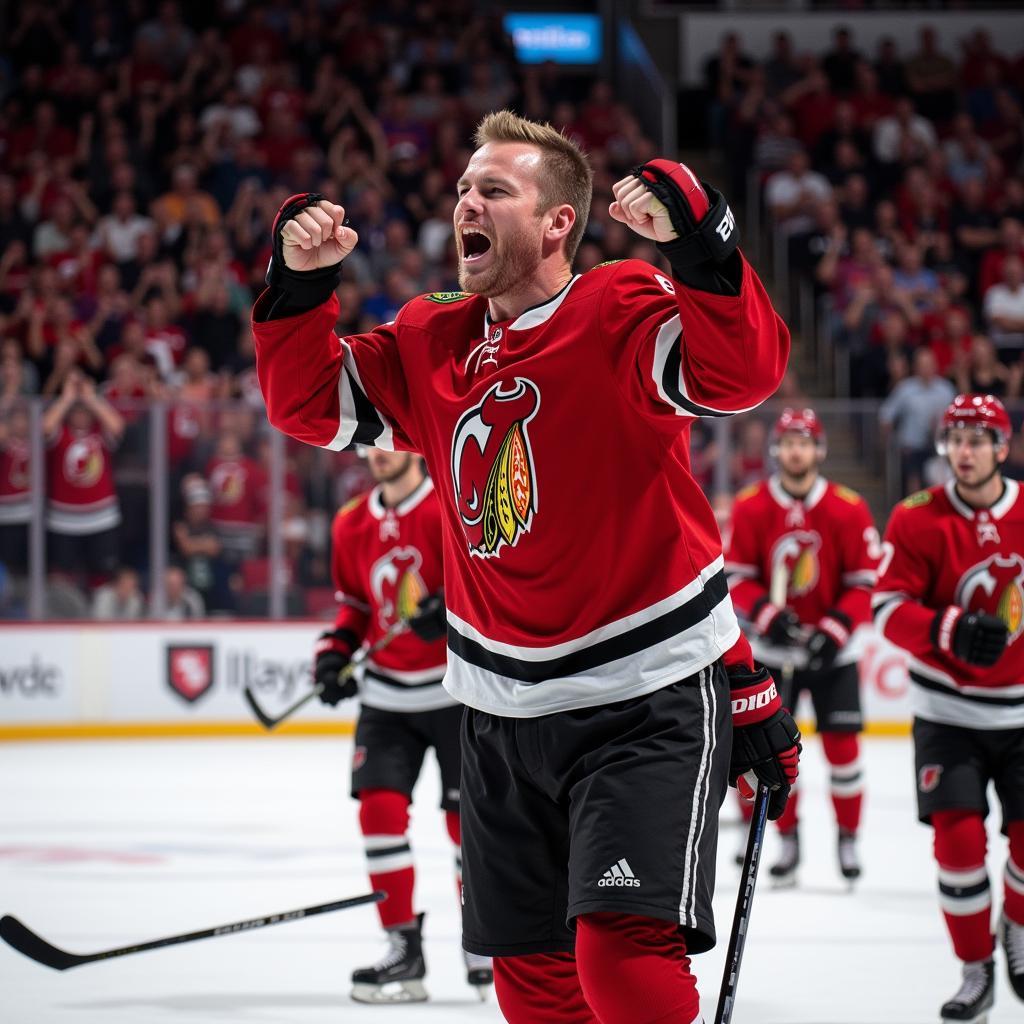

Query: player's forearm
[[670, 254, 791, 414], [728, 575, 769, 621], [333, 601, 369, 643], [872, 593, 936, 659], [834, 586, 872, 631], [253, 293, 348, 448]]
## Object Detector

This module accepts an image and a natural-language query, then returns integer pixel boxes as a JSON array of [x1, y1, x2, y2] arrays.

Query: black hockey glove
[[932, 607, 1008, 668], [632, 159, 742, 295], [728, 664, 801, 821], [751, 597, 804, 648], [313, 628, 359, 706], [805, 610, 853, 673], [409, 592, 447, 642], [259, 192, 345, 320]]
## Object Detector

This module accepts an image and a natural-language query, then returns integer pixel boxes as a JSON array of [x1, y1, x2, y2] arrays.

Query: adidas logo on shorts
[[597, 858, 640, 887]]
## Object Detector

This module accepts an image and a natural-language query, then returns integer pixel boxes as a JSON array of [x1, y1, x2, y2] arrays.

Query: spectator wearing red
[[142, 295, 188, 379], [848, 61, 894, 132], [42, 371, 125, 579], [783, 67, 840, 151], [0, 403, 31, 575], [978, 217, 1024, 297], [205, 430, 266, 562]]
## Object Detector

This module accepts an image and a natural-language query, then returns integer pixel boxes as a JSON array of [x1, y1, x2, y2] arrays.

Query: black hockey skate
[[351, 913, 428, 1004], [464, 949, 494, 1001], [940, 959, 994, 1023], [1001, 913, 1024, 1000], [837, 829, 861, 883], [769, 830, 799, 888]]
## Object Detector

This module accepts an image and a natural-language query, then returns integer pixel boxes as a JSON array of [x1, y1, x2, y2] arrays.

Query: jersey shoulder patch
[[735, 482, 761, 503], [336, 495, 365, 519], [833, 484, 862, 505], [901, 490, 933, 510], [590, 258, 625, 270], [424, 290, 471, 304]]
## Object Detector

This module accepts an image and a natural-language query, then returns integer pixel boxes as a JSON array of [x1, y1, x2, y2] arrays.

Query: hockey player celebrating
[[725, 408, 880, 885], [253, 111, 800, 1024], [874, 393, 1024, 1024], [316, 446, 492, 1003]]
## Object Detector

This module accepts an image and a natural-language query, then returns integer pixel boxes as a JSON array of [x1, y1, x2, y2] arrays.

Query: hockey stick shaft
[[714, 782, 771, 1024], [0, 891, 385, 971], [244, 619, 409, 730]]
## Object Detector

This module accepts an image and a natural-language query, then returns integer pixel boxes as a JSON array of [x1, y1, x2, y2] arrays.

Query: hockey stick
[[0, 890, 385, 971], [769, 561, 795, 685], [714, 781, 771, 1024], [244, 619, 410, 730]]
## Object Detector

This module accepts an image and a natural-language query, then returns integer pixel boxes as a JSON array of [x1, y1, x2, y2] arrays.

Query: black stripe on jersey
[[910, 671, 1024, 707], [939, 878, 990, 901], [363, 669, 446, 690], [346, 368, 388, 448], [660, 343, 729, 418], [447, 570, 730, 684], [366, 843, 411, 859]]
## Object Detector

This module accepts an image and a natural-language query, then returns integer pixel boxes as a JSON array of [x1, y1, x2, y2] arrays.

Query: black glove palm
[[409, 592, 446, 642], [314, 629, 357, 706]]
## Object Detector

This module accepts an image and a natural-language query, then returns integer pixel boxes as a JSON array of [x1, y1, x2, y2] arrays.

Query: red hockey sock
[[1005, 820, 1024, 927], [445, 809, 462, 902], [576, 913, 701, 1024], [358, 789, 415, 929], [775, 783, 800, 834], [822, 732, 863, 834], [933, 809, 994, 962], [494, 953, 597, 1024]]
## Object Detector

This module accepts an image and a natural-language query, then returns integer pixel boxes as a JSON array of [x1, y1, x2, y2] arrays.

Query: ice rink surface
[[0, 734, 1019, 1024]]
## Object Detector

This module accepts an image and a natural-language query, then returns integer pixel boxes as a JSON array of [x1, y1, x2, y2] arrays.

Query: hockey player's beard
[[370, 453, 414, 484], [458, 224, 542, 298]]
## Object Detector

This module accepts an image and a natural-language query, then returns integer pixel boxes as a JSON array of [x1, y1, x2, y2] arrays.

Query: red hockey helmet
[[936, 393, 1012, 454], [771, 407, 826, 454]]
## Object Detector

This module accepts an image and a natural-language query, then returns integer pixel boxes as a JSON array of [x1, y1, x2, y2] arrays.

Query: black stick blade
[[242, 686, 280, 729], [0, 915, 85, 971]]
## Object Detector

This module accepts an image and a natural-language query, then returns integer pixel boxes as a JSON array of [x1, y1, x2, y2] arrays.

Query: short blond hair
[[474, 110, 593, 265]]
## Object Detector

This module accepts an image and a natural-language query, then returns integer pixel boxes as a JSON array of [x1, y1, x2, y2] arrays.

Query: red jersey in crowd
[[0, 436, 31, 526], [330, 477, 451, 712], [254, 256, 788, 717], [45, 426, 121, 534], [725, 474, 880, 669], [206, 453, 266, 529], [873, 479, 1024, 729]]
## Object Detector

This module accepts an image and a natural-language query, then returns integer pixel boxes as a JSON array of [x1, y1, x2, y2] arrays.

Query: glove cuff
[[315, 628, 357, 660], [730, 668, 782, 727], [751, 597, 780, 638], [817, 613, 851, 649], [931, 606, 963, 655]]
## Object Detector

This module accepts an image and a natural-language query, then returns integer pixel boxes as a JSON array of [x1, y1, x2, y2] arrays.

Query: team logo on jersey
[[769, 531, 822, 598], [64, 436, 104, 488], [451, 377, 540, 559], [165, 644, 215, 703], [210, 463, 246, 506], [425, 291, 471, 304], [370, 546, 427, 629], [955, 554, 1024, 644], [919, 764, 943, 793]]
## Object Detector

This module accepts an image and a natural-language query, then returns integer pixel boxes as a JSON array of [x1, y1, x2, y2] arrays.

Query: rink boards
[[0, 622, 912, 739]]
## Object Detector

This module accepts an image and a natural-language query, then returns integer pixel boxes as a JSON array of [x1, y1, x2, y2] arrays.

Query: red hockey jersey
[[0, 437, 31, 525], [330, 477, 451, 712], [254, 256, 789, 717], [873, 479, 1024, 729], [725, 475, 879, 669], [45, 426, 121, 535]]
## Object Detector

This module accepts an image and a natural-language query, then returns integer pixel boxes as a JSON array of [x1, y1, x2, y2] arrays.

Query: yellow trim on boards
[[0, 720, 357, 742], [0, 719, 913, 742]]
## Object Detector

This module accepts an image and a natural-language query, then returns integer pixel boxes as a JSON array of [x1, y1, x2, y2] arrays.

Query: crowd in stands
[[0, 0, 664, 618], [709, 23, 1024, 492]]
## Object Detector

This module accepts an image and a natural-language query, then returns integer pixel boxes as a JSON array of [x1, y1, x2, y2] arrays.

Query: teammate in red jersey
[[253, 111, 799, 1024], [0, 403, 31, 576], [874, 393, 1024, 1023], [316, 445, 492, 1003], [725, 408, 880, 885]]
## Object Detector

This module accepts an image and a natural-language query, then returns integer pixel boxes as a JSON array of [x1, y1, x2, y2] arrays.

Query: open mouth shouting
[[460, 226, 493, 265]]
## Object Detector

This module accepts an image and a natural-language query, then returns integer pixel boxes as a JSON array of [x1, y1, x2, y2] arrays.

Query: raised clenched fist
[[278, 198, 359, 272], [609, 174, 679, 244]]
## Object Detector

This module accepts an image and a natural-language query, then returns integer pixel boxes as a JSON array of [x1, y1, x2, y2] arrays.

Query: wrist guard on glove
[[313, 628, 358, 706], [805, 610, 852, 673], [728, 664, 801, 820], [264, 192, 344, 316], [751, 597, 804, 647], [932, 606, 1008, 667], [409, 592, 447, 642]]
